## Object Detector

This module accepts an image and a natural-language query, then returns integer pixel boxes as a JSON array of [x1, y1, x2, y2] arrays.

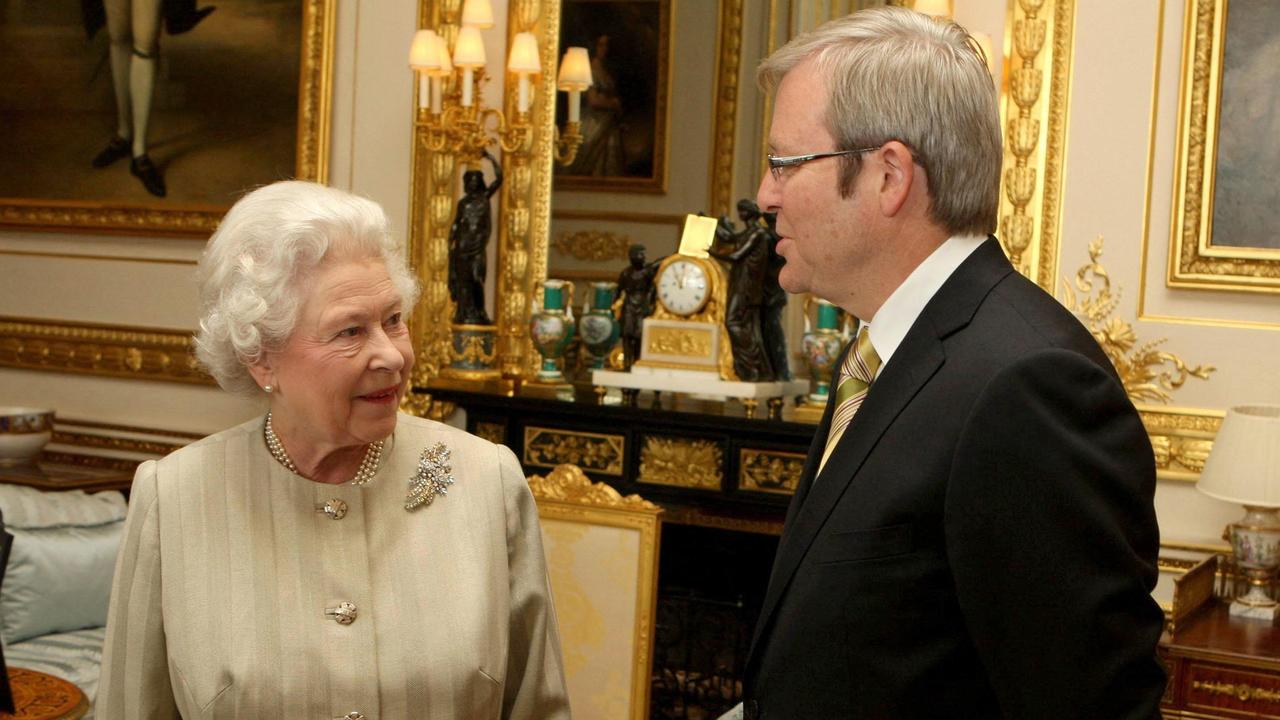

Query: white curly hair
[[194, 181, 421, 394]]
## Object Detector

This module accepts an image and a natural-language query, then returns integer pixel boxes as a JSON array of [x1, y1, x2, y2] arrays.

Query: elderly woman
[[96, 181, 569, 719]]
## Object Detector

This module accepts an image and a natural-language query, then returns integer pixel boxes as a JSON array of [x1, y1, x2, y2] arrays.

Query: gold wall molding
[[739, 448, 805, 495], [0, 316, 211, 385], [0, 0, 334, 237], [1138, 406, 1223, 482], [553, 230, 632, 262], [638, 436, 722, 490], [1060, 238, 1214, 405], [998, 0, 1075, 292], [524, 426, 625, 477], [51, 430, 185, 458], [708, 0, 746, 217], [1168, 0, 1280, 293], [528, 463, 661, 513], [0, 250, 197, 266]]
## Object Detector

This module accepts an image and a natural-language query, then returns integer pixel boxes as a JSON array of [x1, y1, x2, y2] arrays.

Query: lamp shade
[[557, 46, 593, 91], [453, 26, 486, 68], [461, 0, 494, 29], [507, 32, 541, 74], [1197, 405, 1280, 508], [431, 34, 454, 76], [409, 30, 441, 70]]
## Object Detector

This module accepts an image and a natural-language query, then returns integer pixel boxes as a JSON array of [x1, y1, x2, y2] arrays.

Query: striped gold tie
[[817, 326, 881, 474]]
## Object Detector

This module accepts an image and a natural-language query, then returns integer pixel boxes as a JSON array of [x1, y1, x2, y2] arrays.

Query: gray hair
[[194, 181, 421, 394], [758, 6, 1002, 236]]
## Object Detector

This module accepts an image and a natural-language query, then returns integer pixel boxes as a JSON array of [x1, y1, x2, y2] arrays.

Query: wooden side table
[[1160, 601, 1280, 718], [0, 462, 133, 494], [0, 667, 87, 720]]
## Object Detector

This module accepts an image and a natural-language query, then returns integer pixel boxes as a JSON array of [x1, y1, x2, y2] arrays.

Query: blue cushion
[[0, 485, 127, 645]]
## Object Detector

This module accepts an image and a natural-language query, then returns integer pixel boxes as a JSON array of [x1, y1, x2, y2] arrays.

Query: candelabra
[[408, 0, 591, 389]]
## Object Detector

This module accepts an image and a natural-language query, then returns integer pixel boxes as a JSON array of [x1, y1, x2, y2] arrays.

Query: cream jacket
[[96, 414, 569, 719]]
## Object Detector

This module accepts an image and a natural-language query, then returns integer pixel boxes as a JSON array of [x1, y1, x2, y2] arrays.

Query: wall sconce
[[407, 0, 590, 165]]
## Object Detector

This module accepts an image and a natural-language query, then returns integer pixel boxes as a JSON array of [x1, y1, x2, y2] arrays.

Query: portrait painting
[[0, 0, 332, 237], [1170, 0, 1280, 291], [554, 0, 671, 193]]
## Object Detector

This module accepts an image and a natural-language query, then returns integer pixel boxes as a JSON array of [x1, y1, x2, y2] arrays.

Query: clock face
[[657, 258, 710, 316]]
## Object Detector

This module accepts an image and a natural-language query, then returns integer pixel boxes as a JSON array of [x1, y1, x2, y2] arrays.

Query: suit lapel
[[747, 238, 1015, 667]]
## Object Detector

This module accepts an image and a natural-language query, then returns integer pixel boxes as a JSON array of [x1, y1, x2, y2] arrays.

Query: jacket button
[[325, 602, 358, 625], [318, 499, 348, 520]]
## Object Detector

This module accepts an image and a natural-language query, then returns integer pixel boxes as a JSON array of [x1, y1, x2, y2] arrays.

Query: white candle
[[518, 74, 530, 114], [430, 76, 442, 114], [418, 74, 428, 110], [568, 88, 581, 123], [462, 66, 474, 107]]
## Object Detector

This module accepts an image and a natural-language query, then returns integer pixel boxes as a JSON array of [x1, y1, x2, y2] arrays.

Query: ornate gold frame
[[1167, 0, 1280, 293], [552, 0, 673, 194], [997, 0, 1075, 291], [526, 464, 662, 720], [0, 316, 210, 385], [0, 0, 335, 238]]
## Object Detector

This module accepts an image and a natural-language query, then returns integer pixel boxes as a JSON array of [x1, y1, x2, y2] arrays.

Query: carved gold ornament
[[451, 335, 496, 365], [998, 0, 1074, 291], [553, 231, 632, 262], [707, 0, 745, 216], [646, 327, 714, 358], [527, 463, 660, 512], [1140, 407, 1223, 482], [739, 449, 805, 495], [399, 392, 456, 423], [639, 436, 722, 490], [1060, 237, 1214, 404], [1191, 680, 1280, 703], [0, 317, 210, 385], [474, 422, 505, 446], [523, 427, 625, 477]]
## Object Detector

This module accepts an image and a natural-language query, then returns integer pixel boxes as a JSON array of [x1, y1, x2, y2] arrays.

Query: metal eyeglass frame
[[766, 146, 881, 182]]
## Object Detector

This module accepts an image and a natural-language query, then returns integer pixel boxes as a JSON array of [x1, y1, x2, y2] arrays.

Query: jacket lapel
[[747, 238, 1015, 666]]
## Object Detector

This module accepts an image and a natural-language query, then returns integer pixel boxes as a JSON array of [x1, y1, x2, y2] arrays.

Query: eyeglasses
[[766, 146, 881, 182]]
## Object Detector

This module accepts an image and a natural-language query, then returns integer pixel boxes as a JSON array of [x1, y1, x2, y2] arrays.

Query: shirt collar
[[863, 234, 987, 375]]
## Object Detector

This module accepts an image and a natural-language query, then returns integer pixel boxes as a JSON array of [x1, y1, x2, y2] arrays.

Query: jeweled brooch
[[406, 442, 455, 511]]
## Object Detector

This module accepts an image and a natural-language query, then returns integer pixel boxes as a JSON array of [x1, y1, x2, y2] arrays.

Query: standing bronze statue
[[448, 150, 503, 325], [616, 244, 663, 370], [760, 211, 791, 380], [711, 199, 774, 382]]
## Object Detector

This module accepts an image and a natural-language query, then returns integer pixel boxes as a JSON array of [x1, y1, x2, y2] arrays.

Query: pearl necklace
[[264, 412, 383, 486]]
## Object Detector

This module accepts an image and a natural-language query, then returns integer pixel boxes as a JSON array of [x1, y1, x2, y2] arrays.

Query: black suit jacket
[[743, 239, 1165, 719]]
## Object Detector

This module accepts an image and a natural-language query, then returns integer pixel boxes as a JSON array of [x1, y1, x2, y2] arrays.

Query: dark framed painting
[[554, 0, 671, 193], [1170, 0, 1280, 292], [0, 0, 334, 237]]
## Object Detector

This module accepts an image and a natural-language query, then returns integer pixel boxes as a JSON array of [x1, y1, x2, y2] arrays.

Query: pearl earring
[[263, 384, 274, 393]]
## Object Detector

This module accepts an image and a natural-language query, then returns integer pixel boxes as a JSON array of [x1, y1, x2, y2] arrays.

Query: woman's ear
[[246, 358, 274, 392]]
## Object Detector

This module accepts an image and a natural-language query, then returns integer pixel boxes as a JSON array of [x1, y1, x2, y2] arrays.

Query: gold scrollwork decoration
[[451, 336, 497, 365], [646, 327, 713, 358], [553, 231, 632, 262], [1191, 679, 1280, 703], [474, 421, 506, 446], [523, 426, 625, 476], [998, 0, 1074, 291], [739, 448, 805, 495], [0, 316, 211, 385], [1060, 238, 1215, 404], [527, 463, 660, 512], [708, 0, 745, 216], [639, 436, 722, 490], [399, 392, 457, 423]]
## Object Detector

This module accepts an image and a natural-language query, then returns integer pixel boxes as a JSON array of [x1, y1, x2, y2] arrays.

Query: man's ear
[[877, 141, 917, 217]]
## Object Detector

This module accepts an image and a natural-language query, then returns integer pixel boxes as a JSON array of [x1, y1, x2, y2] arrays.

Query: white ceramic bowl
[[0, 407, 55, 467]]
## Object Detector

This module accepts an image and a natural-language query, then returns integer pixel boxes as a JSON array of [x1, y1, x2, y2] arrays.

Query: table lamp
[[1196, 405, 1280, 620]]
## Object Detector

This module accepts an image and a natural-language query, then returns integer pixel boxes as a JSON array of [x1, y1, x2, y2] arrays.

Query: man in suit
[[739, 7, 1166, 719]]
